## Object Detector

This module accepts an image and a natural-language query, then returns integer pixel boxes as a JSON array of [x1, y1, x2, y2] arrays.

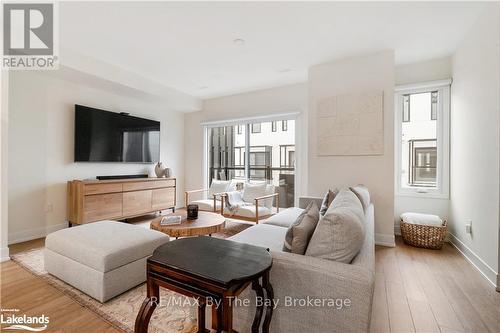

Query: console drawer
[[122, 179, 175, 192], [123, 190, 152, 216], [84, 183, 123, 195], [152, 188, 175, 210], [83, 193, 122, 222]]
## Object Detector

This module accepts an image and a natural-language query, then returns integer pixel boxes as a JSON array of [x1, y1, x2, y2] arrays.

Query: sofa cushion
[[209, 180, 230, 197], [224, 205, 272, 218], [305, 189, 365, 263], [191, 199, 221, 212], [263, 207, 304, 228], [229, 224, 287, 252], [350, 184, 370, 212], [319, 189, 338, 216], [45, 221, 169, 272], [331, 188, 365, 222], [242, 182, 267, 203], [259, 184, 275, 209], [283, 202, 320, 254]]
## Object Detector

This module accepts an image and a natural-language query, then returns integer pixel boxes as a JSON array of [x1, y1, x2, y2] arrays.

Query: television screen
[[74, 105, 160, 163]]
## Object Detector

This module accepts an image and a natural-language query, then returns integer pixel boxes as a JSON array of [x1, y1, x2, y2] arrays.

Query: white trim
[[394, 81, 450, 199], [8, 222, 68, 245], [201, 111, 300, 128], [447, 232, 498, 288], [0, 246, 10, 262], [395, 79, 453, 92], [375, 233, 396, 247]]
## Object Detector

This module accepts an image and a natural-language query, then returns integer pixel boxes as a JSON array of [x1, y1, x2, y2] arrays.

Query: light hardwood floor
[[371, 238, 500, 333], [2, 236, 499, 333]]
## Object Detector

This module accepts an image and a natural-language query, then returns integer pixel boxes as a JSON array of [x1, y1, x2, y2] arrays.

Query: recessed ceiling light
[[198, 86, 208, 90], [277, 68, 292, 73], [233, 38, 245, 45]]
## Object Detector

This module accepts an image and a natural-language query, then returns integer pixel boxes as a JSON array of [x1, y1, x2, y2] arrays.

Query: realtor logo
[[2, 2, 58, 69]]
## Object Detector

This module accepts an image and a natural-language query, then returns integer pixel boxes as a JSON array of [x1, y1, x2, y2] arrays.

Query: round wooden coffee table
[[150, 209, 225, 238]]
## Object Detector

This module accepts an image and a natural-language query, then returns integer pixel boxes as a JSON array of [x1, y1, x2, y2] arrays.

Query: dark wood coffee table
[[150, 209, 225, 238], [134, 237, 273, 333]]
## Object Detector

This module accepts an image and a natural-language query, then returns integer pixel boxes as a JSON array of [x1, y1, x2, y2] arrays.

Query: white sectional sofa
[[229, 190, 375, 333]]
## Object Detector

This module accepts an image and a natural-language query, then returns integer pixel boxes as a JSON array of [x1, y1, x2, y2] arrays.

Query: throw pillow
[[305, 189, 365, 263], [283, 202, 320, 254], [242, 182, 267, 203], [319, 189, 338, 216], [208, 180, 230, 198], [350, 184, 370, 212]]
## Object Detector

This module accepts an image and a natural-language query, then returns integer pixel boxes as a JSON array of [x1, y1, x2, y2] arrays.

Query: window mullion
[[245, 123, 250, 181]]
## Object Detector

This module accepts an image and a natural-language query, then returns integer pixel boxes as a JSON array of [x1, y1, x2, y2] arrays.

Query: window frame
[[395, 80, 450, 199]]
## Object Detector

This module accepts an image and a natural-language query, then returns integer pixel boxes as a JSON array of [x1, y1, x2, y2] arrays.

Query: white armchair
[[220, 183, 280, 223], [184, 180, 232, 212]]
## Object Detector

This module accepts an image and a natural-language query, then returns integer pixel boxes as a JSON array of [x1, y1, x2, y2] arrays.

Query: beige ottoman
[[44, 220, 169, 302]]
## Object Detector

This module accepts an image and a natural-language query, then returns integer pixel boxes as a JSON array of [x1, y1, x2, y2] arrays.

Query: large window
[[396, 80, 450, 197], [207, 119, 296, 207]]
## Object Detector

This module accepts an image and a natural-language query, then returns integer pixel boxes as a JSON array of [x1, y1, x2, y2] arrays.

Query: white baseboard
[[375, 233, 395, 247], [447, 232, 498, 288], [8, 222, 68, 245], [0, 246, 10, 262]]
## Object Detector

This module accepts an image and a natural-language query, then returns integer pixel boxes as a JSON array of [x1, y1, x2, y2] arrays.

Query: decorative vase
[[164, 168, 172, 178], [154, 162, 165, 178]]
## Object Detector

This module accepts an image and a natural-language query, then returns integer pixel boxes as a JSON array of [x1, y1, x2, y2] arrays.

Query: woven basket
[[400, 219, 447, 250]]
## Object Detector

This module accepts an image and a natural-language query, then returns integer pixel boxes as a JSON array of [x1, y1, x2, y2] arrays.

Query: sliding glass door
[[207, 119, 296, 207]]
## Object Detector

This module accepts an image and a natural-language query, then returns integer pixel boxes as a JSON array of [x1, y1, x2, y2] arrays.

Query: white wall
[[8, 69, 193, 244], [1, 70, 9, 261], [450, 4, 500, 285], [396, 57, 452, 86], [308, 51, 395, 246], [184, 83, 308, 196], [394, 57, 452, 233]]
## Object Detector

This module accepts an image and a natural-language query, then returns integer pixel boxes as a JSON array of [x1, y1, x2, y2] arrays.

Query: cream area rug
[[11, 220, 252, 333]]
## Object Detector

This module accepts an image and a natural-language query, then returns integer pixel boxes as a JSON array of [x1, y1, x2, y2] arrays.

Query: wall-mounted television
[[74, 105, 160, 163]]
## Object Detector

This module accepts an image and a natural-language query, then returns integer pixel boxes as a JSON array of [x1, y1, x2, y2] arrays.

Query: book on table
[[160, 216, 182, 226]]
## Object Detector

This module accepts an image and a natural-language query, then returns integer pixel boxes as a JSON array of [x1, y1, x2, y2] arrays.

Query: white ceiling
[[60, 2, 486, 99]]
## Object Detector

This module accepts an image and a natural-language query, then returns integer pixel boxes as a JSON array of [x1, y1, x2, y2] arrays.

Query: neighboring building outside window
[[403, 94, 410, 122], [207, 119, 296, 207], [282, 120, 288, 131], [395, 80, 450, 198], [251, 123, 261, 133], [431, 91, 438, 120]]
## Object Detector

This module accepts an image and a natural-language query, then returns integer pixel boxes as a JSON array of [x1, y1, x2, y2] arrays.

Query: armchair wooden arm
[[219, 193, 228, 215], [184, 189, 209, 207], [254, 192, 279, 223]]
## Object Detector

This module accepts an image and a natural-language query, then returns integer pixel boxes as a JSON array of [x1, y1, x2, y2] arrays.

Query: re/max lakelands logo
[[2, 2, 58, 69], [0, 313, 49, 331]]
